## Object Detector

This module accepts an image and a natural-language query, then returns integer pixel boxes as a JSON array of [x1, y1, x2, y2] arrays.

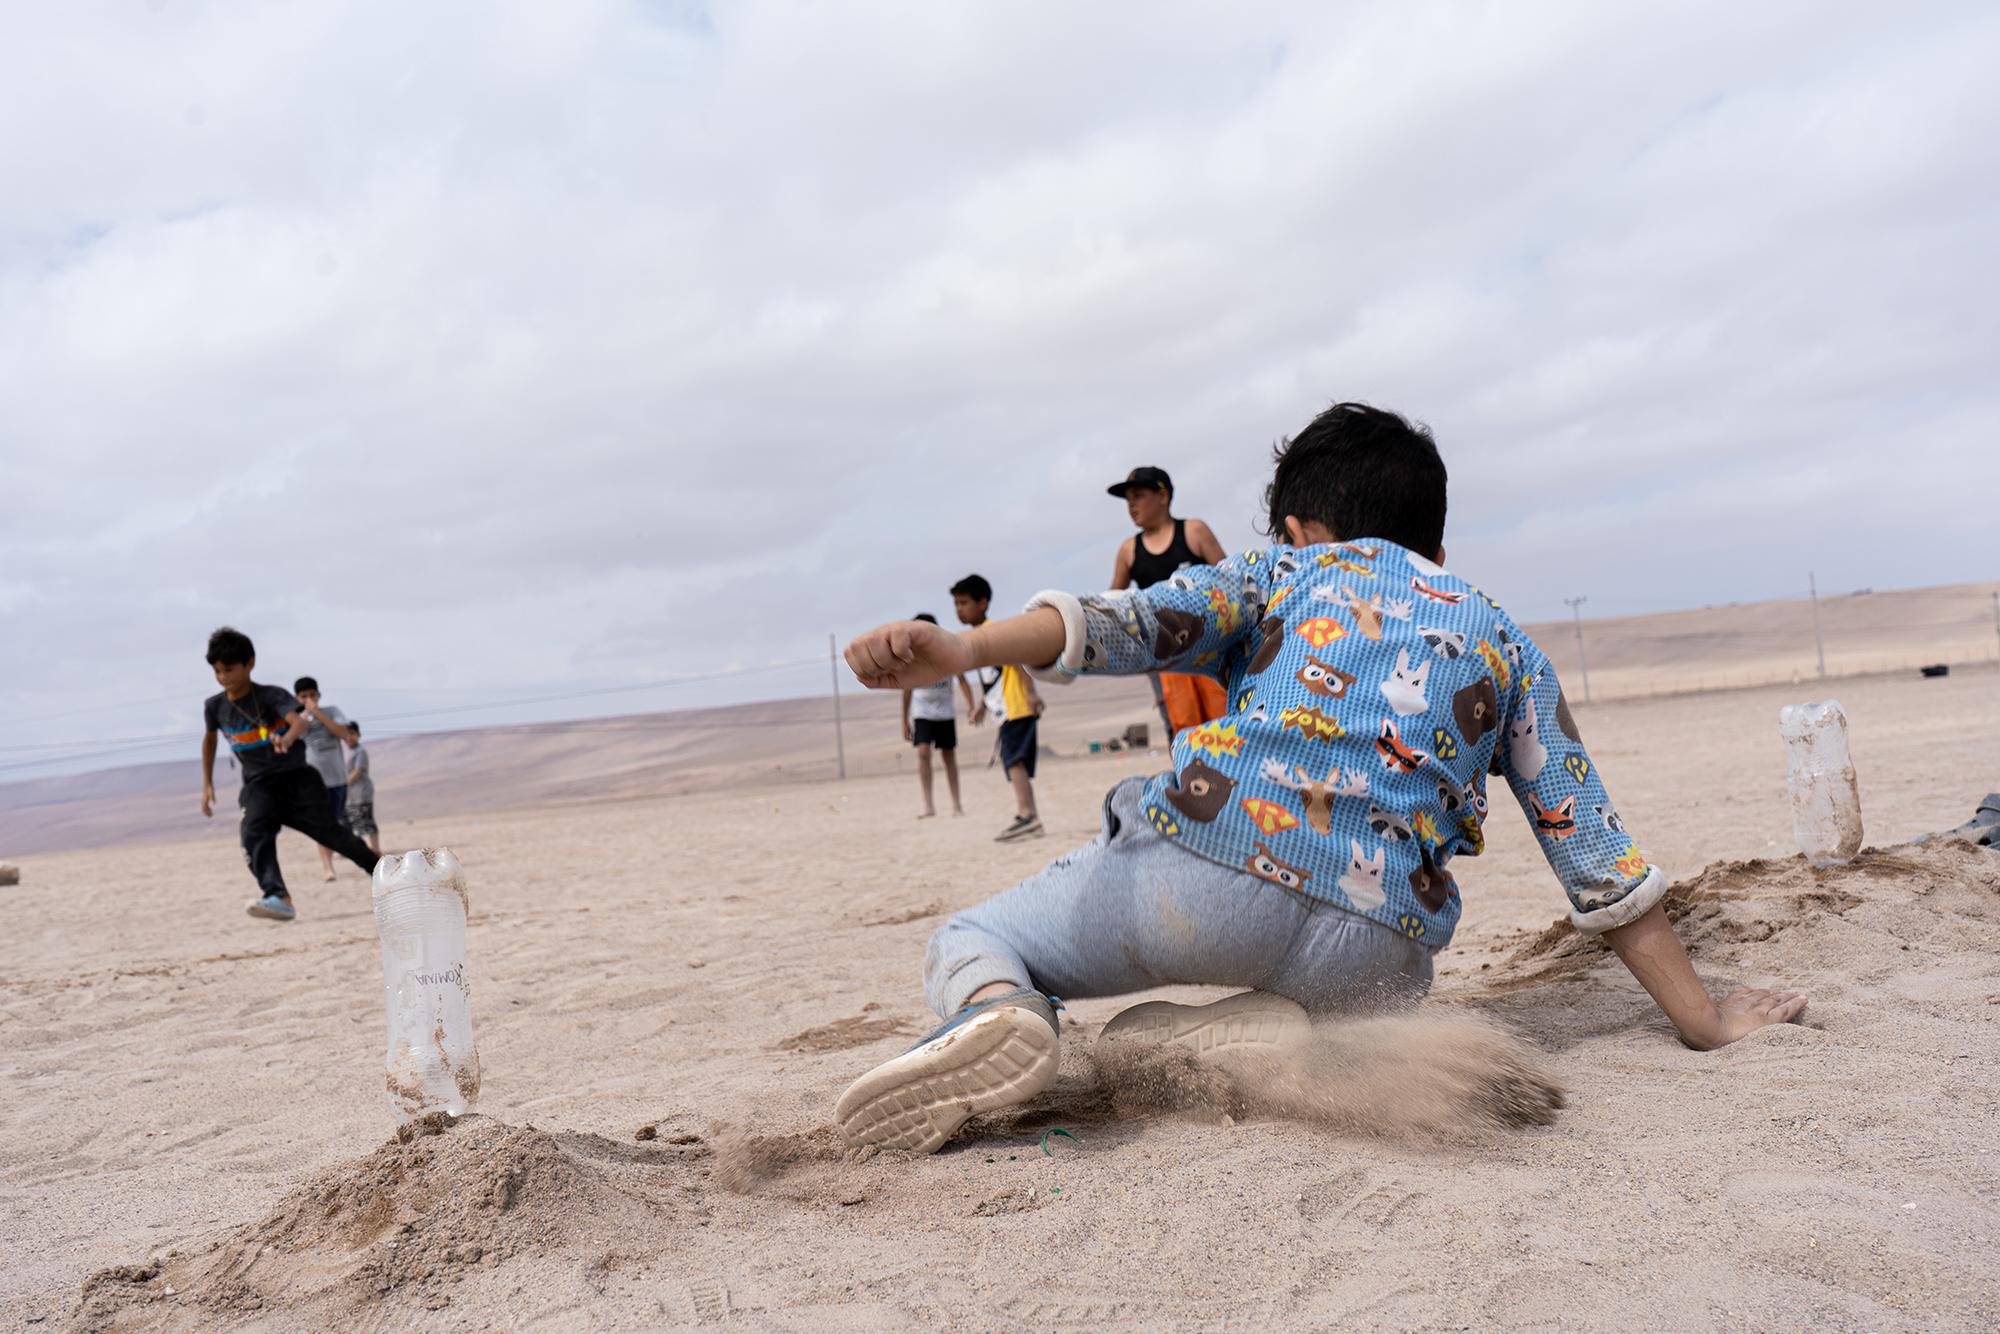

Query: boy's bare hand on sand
[[846, 621, 974, 690], [1682, 986, 1808, 1051]]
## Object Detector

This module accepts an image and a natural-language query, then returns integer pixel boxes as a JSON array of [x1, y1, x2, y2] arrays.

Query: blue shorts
[[998, 717, 1038, 778], [326, 783, 348, 822]]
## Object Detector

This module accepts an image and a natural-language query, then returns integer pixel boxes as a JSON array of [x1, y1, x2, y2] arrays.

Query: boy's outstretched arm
[[1491, 624, 1807, 1049], [1602, 904, 1807, 1050], [846, 608, 1063, 691]]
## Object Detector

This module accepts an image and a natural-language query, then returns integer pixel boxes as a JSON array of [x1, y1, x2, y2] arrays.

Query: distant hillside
[[1521, 579, 1998, 699], [3, 579, 1994, 858]]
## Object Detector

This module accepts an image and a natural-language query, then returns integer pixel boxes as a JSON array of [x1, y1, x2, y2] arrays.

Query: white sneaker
[[834, 989, 1060, 1154], [1097, 990, 1309, 1057]]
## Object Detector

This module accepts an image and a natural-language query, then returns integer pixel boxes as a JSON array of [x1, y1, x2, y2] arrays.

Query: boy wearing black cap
[[1107, 466, 1230, 738]]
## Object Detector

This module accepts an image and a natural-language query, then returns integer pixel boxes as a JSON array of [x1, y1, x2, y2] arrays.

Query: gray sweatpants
[[925, 777, 1438, 1018]]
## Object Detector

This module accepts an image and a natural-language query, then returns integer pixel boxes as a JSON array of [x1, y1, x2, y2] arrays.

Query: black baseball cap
[[1107, 466, 1172, 498]]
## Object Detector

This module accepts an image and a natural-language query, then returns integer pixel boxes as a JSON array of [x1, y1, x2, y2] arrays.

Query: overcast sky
[[3, 0, 1995, 780]]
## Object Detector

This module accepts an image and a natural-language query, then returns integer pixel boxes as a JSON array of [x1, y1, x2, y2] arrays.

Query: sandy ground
[[4, 664, 1999, 1330]]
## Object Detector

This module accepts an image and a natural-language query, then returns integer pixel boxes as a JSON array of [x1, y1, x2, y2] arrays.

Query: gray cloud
[[2, 0, 1994, 776]]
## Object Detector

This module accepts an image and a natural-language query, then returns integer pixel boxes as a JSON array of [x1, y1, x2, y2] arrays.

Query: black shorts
[[998, 716, 1038, 778], [911, 718, 957, 751]]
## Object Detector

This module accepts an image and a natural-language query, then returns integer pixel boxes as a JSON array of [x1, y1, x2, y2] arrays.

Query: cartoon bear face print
[[1295, 653, 1357, 698], [1408, 851, 1456, 913], [1245, 842, 1312, 893], [1154, 608, 1203, 661], [1453, 677, 1499, 745], [1555, 688, 1581, 743], [1248, 616, 1286, 673], [1166, 759, 1236, 823]]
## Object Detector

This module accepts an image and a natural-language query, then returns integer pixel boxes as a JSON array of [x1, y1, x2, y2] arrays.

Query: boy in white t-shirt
[[901, 613, 981, 818]]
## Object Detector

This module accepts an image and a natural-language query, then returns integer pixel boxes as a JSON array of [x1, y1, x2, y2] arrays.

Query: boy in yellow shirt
[[952, 574, 1045, 842]]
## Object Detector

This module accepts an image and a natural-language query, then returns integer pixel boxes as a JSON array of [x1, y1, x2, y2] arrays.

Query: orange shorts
[[1159, 673, 1228, 738]]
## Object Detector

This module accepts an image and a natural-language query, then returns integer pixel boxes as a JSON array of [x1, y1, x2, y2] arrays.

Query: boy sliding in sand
[[835, 403, 1807, 1153], [900, 613, 980, 818], [199, 627, 381, 921]]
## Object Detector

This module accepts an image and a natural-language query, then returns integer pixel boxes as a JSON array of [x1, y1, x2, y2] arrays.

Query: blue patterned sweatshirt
[[1026, 540, 1663, 946]]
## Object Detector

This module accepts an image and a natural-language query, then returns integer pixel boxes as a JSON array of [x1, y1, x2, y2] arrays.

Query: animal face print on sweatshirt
[[1165, 759, 1236, 823], [1452, 676, 1499, 745], [1507, 696, 1549, 782], [1245, 842, 1312, 892], [1153, 608, 1203, 661], [1337, 839, 1387, 911], [1295, 653, 1358, 699], [1380, 649, 1432, 716]]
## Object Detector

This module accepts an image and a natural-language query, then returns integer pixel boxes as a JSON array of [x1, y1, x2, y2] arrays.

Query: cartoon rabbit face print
[[1380, 648, 1432, 716], [1507, 696, 1549, 782], [1338, 839, 1387, 911]]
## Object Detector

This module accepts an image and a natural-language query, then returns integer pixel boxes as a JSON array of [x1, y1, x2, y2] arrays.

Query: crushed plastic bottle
[[1778, 700, 1863, 866], [373, 848, 480, 1122]]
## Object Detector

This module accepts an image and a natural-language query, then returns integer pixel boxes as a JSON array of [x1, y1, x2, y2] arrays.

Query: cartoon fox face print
[[1295, 653, 1358, 698], [1420, 626, 1465, 659], [1365, 803, 1412, 841], [1374, 718, 1430, 773], [1408, 850, 1456, 912], [1530, 793, 1579, 841], [1165, 759, 1236, 823], [1452, 677, 1499, 745], [1248, 616, 1286, 673], [1338, 839, 1387, 911], [1555, 688, 1582, 743], [1379, 648, 1432, 716], [1245, 842, 1312, 893], [1154, 608, 1203, 661], [1507, 697, 1549, 781], [1410, 575, 1466, 605]]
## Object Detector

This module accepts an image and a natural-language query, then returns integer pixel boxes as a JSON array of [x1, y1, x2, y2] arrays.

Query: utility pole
[[1809, 571, 1827, 678], [828, 633, 846, 780], [1991, 590, 1999, 667], [1564, 596, 1591, 703]]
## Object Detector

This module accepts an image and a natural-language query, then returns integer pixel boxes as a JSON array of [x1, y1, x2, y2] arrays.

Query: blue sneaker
[[834, 988, 1059, 1154], [245, 894, 297, 922]]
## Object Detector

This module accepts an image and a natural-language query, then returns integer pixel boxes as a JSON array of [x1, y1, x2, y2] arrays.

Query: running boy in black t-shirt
[[198, 626, 380, 921]]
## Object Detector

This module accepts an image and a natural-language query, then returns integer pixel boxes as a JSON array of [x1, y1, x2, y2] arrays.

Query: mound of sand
[[75, 1116, 706, 1329]]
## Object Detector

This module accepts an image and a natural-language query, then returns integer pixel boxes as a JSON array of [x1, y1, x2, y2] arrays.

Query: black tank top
[[1129, 518, 1202, 589]]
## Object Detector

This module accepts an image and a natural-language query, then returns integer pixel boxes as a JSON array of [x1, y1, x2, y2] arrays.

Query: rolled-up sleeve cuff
[[1021, 590, 1087, 683], [1568, 866, 1670, 934]]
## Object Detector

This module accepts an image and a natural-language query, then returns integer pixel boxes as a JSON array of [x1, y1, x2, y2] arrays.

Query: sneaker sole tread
[[834, 1008, 1058, 1154]]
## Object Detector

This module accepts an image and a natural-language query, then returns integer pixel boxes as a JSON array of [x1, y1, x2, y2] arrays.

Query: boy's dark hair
[[294, 676, 320, 695], [1263, 402, 1448, 555], [206, 626, 255, 666], [913, 612, 939, 625], [949, 575, 992, 603], [349, 721, 362, 739]]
